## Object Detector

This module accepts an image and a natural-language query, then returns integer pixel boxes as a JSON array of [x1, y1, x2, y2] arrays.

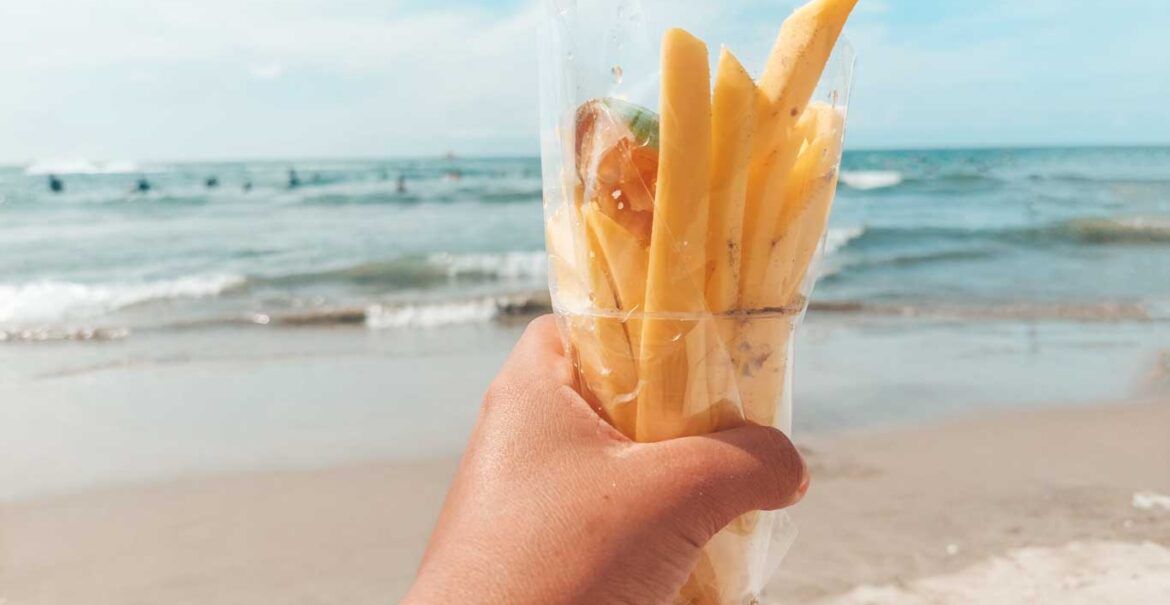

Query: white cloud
[[0, 0, 1166, 161], [0, 0, 548, 160]]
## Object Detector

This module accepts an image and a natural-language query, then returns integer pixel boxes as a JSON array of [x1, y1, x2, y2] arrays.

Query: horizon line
[[4, 142, 1169, 167]]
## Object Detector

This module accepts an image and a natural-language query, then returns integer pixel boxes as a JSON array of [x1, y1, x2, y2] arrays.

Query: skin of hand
[[401, 316, 809, 605]]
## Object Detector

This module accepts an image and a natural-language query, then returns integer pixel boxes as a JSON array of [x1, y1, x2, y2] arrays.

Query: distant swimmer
[[242, 180, 253, 193], [397, 173, 407, 194], [444, 169, 462, 182], [288, 169, 301, 189], [135, 177, 152, 193], [205, 176, 220, 189], [48, 174, 64, 193]]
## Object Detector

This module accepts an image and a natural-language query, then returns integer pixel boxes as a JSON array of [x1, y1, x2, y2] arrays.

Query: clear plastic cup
[[539, 1, 854, 602]]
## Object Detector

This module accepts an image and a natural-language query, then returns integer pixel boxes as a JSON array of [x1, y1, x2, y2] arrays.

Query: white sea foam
[[817, 541, 1170, 605], [0, 274, 244, 325], [1133, 491, 1170, 511], [430, 251, 548, 279], [824, 227, 866, 255], [365, 298, 500, 329], [841, 170, 904, 190], [813, 227, 866, 280], [25, 159, 141, 176]]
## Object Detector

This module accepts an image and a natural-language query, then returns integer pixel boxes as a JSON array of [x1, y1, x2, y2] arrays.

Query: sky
[[1, 0, 1168, 163]]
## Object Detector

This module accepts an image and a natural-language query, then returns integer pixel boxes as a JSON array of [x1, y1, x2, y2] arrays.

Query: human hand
[[402, 316, 808, 605]]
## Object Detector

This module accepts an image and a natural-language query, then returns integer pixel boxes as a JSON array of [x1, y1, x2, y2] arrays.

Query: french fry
[[738, 103, 845, 429], [548, 206, 641, 435], [741, 0, 858, 309], [777, 103, 847, 304], [637, 28, 712, 442], [705, 48, 759, 425], [584, 204, 649, 359], [706, 48, 757, 315]]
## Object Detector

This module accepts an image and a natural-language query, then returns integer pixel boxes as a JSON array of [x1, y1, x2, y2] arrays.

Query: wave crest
[[266, 251, 548, 290], [430, 251, 548, 279], [25, 159, 140, 176], [824, 227, 866, 255], [0, 274, 244, 325], [840, 170, 903, 191], [365, 294, 549, 329]]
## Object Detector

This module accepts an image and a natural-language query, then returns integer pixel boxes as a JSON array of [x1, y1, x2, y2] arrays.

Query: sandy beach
[[4, 393, 1167, 604], [3, 0, 1169, 602]]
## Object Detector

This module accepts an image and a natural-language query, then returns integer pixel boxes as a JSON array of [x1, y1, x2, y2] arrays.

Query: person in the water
[[135, 177, 152, 193], [48, 174, 64, 193], [242, 180, 253, 193], [288, 169, 301, 189], [205, 176, 219, 189], [397, 174, 407, 194]]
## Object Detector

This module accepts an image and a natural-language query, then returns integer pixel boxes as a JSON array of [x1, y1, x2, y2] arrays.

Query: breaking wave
[[840, 170, 903, 190], [0, 274, 244, 325]]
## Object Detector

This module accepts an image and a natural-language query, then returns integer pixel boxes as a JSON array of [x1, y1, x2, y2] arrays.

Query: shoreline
[[3, 312, 1167, 502], [4, 397, 1168, 604], [2, 285, 1166, 345]]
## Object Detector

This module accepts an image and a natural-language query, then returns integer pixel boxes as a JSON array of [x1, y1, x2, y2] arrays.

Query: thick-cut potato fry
[[758, 0, 859, 109], [777, 104, 846, 303], [584, 204, 649, 358], [737, 103, 844, 430], [637, 28, 712, 442], [548, 208, 639, 434], [754, 105, 839, 310], [704, 48, 758, 422], [706, 48, 757, 313], [741, 0, 858, 309]]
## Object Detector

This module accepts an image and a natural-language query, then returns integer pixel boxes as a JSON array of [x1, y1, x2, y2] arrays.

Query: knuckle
[[480, 376, 516, 415], [525, 314, 558, 342], [755, 427, 802, 505]]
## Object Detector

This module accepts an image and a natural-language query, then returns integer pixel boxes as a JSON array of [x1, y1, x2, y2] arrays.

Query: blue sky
[[1, 0, 1168, 163]]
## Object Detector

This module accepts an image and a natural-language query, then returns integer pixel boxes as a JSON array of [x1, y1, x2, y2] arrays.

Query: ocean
[[2, 147, 1168, 339], [2, 147, 1169, 498]]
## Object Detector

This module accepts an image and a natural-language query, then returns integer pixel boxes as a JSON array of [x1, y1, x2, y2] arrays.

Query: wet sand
[[3, 397, 1167, 604]]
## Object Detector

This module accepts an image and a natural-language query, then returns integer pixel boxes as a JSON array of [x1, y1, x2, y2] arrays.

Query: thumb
[[636, 425, 809, 540]]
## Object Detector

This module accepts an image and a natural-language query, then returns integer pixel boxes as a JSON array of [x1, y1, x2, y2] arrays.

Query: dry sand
[[773, 397, 1170, 603], [2, 398, 1167, 604]]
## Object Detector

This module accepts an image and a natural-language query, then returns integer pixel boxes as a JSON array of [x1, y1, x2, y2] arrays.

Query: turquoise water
[[1, 147, 1168, 339]]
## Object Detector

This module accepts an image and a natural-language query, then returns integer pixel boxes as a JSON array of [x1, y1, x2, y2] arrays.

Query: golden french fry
[[636, 28, 712, 442], [741, 0, 858, 309]]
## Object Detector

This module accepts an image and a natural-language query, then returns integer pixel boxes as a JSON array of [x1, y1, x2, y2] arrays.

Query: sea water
[[2, 148, 1168, 339]]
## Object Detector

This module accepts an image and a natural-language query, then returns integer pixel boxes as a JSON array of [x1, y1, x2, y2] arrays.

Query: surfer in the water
[[135, 177, 152, 193], [205, 176, 220, 189], [397, 174, 407, 194], [288, 169, 301, 189], [48, 174, 64, 193]]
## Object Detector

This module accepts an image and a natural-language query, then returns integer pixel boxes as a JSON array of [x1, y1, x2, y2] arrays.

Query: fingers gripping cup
[[539, 1, 858, 603]]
